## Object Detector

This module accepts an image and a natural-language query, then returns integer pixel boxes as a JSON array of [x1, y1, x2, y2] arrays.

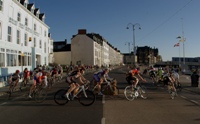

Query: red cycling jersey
[[130, 69, 139, 76]]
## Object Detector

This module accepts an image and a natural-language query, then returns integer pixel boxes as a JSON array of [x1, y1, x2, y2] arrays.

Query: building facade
[[71, 29, 123, 66], [0, 0, 52, 77], [123, 46, 162, 66]]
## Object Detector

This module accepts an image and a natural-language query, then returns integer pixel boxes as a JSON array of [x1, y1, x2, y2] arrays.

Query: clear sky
[[29, 0, 200, 61]]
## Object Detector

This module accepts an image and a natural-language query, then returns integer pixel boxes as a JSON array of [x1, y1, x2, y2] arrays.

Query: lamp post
[[125, 42, 131, 65], [125, 42, 131, 54], [126, 23, 141, 66]]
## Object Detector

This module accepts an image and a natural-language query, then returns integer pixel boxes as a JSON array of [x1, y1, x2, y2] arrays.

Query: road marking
[[101, 117, 105, 124], [190, 100, 199, 105], [102, 95, 105, 104], [180, 95, 187, 99], [180, 95, 200, 106], [0, 102, 7, 106]]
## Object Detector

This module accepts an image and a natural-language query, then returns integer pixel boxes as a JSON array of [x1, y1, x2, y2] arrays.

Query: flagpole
[[178, 46, 181, 68], [181, 18, 185, 71]]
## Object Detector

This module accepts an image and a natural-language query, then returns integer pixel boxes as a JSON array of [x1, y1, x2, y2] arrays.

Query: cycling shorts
[[34, 76, 40, 84], [66, 76, 76, 84]]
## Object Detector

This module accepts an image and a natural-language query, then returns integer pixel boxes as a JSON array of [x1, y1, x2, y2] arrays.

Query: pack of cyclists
[[7, 64, 181, 100]]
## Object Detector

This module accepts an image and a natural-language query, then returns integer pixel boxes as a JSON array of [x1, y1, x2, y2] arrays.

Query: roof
[[53, 41, 71, 52]]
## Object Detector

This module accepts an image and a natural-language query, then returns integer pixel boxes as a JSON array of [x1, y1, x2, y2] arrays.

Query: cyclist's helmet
[[16, 70, 20, 73]]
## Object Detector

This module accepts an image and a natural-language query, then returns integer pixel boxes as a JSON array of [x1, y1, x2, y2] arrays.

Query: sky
[[29, 0, 200, 61]]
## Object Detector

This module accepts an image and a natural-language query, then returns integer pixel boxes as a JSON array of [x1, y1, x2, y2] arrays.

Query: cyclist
[[127, 66, 146, 90], [65, 67, 87, 100], [50, 66, 58, 81], [149, 66, 157, 85], [23, 68, 30, 86], [93, 68, 113, 95], [163, 71, 177, 94], [157, 67, 164, 82], [57, 64, 63, 79], [28, 69, 43, 98], [171, 70, 180, 88], [8, 70, 20, 92]]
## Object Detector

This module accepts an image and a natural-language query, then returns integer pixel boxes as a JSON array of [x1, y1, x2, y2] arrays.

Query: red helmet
[[16, 70, 20, 73]]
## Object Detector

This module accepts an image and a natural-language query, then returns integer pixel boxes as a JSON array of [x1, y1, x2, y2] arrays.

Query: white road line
[[190, 100, 199, 105], [101, 117, 106, 124], [102, 95, 105, 104], [180, 95, 199, 106], [102, 95, 106, 124], [0, 102, 7, 106], [180, 95, 187, 99]]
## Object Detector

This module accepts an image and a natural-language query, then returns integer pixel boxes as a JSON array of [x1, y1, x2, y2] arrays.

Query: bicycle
[[54, 80, 96, 106], [27, 83, 47, 103], [124, 82, 148, 101], [167, 82, 177, 99], [92, 79, 119, 95]]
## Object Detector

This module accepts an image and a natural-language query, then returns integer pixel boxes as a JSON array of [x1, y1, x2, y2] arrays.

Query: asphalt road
[[0, 66, 200, 124]]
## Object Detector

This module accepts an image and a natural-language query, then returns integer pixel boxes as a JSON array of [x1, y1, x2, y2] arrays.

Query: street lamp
[[125, 42, 131, 54], [126, 23, 141, 66]]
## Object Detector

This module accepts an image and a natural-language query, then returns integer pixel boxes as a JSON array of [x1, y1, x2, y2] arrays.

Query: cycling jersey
[[34, 72, 43, 84], [11, 73, 20, 82], [129, 69, 139, 76], [24, 70, 30, 79], [66, 70, 79, 84], [93, 70, 111, 82]]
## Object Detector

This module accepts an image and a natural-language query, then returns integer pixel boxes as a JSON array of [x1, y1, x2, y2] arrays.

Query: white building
[[71, 29, 123, 66], [0, 0, 52, 77]]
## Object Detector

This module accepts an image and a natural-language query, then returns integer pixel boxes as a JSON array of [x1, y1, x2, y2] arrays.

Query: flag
[[179, 38, 185, 42], [176, 36, 181, 39], [174, 43, 180, 47]]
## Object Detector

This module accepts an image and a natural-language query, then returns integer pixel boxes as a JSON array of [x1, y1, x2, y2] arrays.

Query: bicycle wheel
[[78, 90, 96, 106], [54, 89, 69, 105], [170, 91, 175, 99], [34, 88, 47, 103], [138, 86, 148, 99], [176, 83, 182, 92], [124, 85, 135, 101]]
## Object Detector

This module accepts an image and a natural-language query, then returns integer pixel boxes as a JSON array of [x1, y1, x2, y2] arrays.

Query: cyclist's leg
[[73, 83, 80, 96], [29, 80, 37, 98]]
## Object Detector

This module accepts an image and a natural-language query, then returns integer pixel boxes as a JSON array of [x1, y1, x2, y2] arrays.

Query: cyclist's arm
[[137, 73, 146, 82]]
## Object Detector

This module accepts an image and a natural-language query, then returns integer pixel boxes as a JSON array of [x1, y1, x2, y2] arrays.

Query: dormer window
[[36, 13, 39, 18], [24, 2, 27, 8], [39, 13, 45, 22], [31, 8, 34, 13]]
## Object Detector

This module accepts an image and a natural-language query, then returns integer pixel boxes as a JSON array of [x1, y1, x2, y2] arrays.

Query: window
[[25, 18, 28, 26], [7, 26, 12, 42], [34, 23, 36, 31], [0, 22, 2, 40], [39, 40, 42, 48], [24, 33, 27, 46], [17, 12, 21, 22], [44, 30, 46, 37], [0, 48, 5, 67], [34, 37, 36, 47], [0, 0, 3, 11], [17, 30, 20, 44], [44, 42, 46, 53], [6, 49, 17, 67]]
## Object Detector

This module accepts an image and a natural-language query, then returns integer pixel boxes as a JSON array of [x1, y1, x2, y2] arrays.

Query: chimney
[[65, 39, 67, 44], [78, 29, 87, 34]]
